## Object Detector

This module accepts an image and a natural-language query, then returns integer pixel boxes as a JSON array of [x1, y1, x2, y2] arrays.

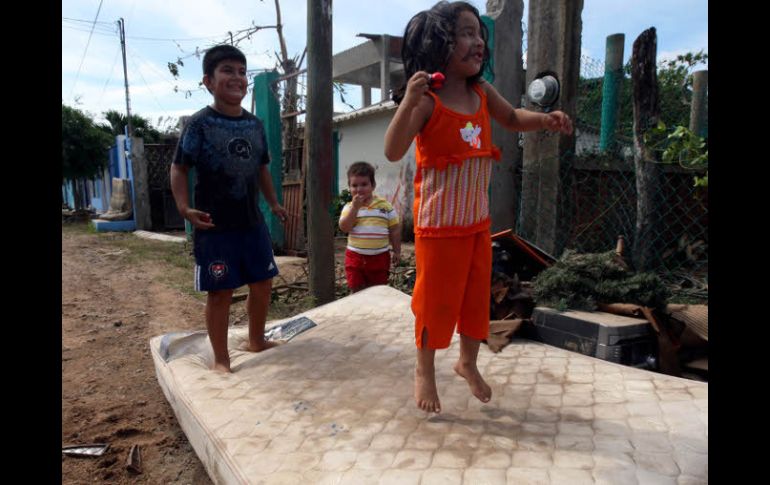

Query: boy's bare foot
[[454, 361, 492, 403], [414, 367, 441, 413], [244, 340, 282, 352], [212, 362, 232, 373]]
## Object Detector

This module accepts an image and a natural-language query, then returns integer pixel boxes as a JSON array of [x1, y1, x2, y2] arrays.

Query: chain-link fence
[[516, 52, 708, 302]]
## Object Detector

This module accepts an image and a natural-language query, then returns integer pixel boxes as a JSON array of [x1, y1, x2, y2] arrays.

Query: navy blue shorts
[[193, 223, 279, 292]]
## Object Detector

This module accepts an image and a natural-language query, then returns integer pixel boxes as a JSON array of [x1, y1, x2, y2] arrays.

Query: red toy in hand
[[429, 72, 445, 90]]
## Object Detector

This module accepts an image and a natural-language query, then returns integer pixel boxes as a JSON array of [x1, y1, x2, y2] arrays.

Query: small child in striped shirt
[[338, 161, 402, 293]]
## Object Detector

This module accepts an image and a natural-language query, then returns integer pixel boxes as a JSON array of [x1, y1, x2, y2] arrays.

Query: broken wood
[[271, 279, 308, 291], [486, 319, 526, 353], [666, 303, 708, 341], [126, 444, 142, 474], [597, 302, 684, 377], [615, 235, 625, 257], [491, 283, 510, 304]]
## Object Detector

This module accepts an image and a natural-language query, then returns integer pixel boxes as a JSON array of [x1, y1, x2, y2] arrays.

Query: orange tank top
[[413, 83, 501, 238]]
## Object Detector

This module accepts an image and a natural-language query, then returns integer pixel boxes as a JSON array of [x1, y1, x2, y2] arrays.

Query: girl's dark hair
[[392, 1, 491, 104]]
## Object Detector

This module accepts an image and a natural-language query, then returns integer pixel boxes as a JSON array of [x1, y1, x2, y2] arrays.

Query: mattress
[[151, 285, 707, 484]]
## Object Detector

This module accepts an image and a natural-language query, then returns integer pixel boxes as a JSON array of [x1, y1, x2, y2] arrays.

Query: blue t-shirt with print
[[173, 106, 270, 231]]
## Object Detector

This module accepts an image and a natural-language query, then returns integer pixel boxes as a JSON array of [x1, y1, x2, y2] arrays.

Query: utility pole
[[118, 18, 134, 137], [485, 0, 526, 233], [305, 0, 335, 305], [520, 0, 583, 255]]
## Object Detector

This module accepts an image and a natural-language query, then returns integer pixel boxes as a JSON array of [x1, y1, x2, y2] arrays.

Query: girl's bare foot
[[454, 361, 491, 403], [212, 362, 232, 373], [414, 367, 441, 413]]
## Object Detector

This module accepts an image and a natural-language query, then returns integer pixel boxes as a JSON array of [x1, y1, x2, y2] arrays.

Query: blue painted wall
[[62, 135, 134, 216]]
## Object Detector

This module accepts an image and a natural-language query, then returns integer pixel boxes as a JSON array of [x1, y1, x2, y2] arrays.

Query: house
[[333, 101, 415, 234], [332, 34, 415, 234], [62, 134, 139, 231]]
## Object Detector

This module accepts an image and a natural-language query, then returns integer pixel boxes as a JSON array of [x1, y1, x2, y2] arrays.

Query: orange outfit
[[411, 83, 500, 349]]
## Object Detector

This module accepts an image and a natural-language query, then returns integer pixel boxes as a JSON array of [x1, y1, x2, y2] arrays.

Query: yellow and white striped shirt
[[341, 196, 400, 255]]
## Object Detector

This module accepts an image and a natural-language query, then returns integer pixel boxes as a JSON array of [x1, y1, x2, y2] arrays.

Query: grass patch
[[63, 221, 323, 317], [64, 221, 201, 300], [269, 294, 317, 320]]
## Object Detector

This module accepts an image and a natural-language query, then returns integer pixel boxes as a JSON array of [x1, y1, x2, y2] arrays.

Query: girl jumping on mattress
[[384, 1, 572, 413]]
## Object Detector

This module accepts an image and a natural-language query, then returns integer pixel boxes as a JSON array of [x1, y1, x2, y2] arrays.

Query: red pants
[[344, 249, 390, 292], [411, 230, 491, 349]]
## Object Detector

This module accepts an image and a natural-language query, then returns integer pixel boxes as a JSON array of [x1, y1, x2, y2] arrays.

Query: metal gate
[[145, 142, 185, 230]]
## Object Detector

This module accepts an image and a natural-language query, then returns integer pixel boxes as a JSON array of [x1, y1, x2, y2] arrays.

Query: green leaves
[[645, 121, 708, 188], [62, 104, 113, 182], [533, 249, 670, 311], [167, 62, 179, 78], [99, 110, 163, 143]]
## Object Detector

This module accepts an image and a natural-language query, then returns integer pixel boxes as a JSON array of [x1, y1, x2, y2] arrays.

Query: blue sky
[[62, 0, 707, 129]]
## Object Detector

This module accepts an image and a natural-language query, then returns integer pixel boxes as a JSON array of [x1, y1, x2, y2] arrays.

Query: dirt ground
[[62, 224, 216, 484], [61, 222, 414, 483]]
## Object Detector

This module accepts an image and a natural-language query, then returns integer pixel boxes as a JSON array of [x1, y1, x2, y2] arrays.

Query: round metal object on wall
[[527, 75, 560, 108]]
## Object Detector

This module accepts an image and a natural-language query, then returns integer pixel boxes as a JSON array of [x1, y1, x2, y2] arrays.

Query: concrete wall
[[62, 165, 111, 212], [63, 180, 76, 208], [62, 136, 136, 215]]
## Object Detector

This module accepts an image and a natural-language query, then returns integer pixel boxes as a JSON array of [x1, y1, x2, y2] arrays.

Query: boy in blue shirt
[[170, 45, 288, 373]]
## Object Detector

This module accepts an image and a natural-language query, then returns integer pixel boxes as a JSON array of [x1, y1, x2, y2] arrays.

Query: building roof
[[333, 100, 396, 124]]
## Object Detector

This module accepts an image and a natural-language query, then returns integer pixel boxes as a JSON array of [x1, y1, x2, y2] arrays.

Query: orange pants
[[411, 230, 491, 349]]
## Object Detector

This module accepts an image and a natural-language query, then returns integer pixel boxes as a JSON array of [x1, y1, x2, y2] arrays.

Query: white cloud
[[63, 0, 707, 130]]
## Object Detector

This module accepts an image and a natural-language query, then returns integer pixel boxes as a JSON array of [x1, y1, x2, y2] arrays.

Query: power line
[[63, 24, 117, 36], [68, 0, 106, 101], [126, 44, 200, 94], [125, 45, 211, 105], [127, 34, 225, 42], [63, 17, 243, 43], [97, 45, 122, 108], [127, 44, 201, 92], [126, 48, 168, 117], [62, 16, 113, 26]]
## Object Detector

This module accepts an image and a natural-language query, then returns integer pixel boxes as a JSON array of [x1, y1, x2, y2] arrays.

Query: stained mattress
[[150, 285, 707, 484]]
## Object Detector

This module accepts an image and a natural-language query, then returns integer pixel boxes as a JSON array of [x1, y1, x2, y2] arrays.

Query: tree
[[62, 104, 112, 182], [642, 51, 709, 188], [166, 1, 306, 170], [99, 110, 163, 143], [62, 104, 113, 209], [269, 0, 306, 173]]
